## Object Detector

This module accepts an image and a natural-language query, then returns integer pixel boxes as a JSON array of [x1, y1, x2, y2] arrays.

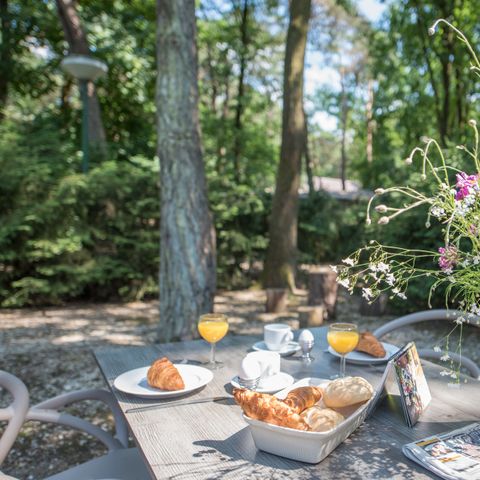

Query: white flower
[[378, 216, 390, 225], [392, 288, 406, 299], [433, 345, 441, 352], [470, 304, 480, 315], [454, 316, 466, 325], [440, 354, 450, 361], [369, 264, 378, 272], [386, 273, 395, 286], [430, 206, 445, 218], [439, 370, 449, 376], [330, 265, 338, 273], [362, 288, 373, 300], [377, 262, 390, 273], [342, 257, 355, 266], [338, 278, 350, 289], [450, 371, 457, 379]]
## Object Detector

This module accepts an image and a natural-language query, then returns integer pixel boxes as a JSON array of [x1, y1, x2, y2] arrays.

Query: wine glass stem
[[210, 342, 216, 364], [340, 355, 346, 377]]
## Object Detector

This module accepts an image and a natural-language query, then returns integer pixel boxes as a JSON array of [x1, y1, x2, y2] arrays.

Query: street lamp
[[61, 54, 108, 173]]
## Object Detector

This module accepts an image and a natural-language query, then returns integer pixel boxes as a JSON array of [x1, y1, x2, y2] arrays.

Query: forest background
[[1, 0, 478, 318]]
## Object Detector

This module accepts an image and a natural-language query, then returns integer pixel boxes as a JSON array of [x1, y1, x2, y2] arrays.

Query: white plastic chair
[[372, 309, 480, 379], [0, 371, 151, 480]]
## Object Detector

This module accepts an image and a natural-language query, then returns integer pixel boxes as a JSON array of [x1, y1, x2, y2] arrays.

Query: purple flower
[[438, 245, 458, 272], [455, 172, 479, 200]]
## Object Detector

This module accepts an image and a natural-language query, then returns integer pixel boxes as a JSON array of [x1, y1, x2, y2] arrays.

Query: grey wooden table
[[94, 327, 480, 480]]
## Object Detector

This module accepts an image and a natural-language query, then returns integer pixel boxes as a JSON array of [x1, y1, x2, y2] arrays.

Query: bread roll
[[301, 406, 344, 432], [323, 376, 373, 408]]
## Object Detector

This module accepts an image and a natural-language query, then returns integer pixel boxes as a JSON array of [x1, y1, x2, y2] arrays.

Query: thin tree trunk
[[366, 79, 374, 164], [263, 0, 311, 290], [339, 68, 348, 192], [0, 0, 11, 119], [232, 0, 250, 183], [303, 108, 314, 197], [156, 0, 216, 341], [55, 0, 106, 148]]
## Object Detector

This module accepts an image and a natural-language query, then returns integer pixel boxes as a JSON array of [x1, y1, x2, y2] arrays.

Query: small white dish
[[114, 364, 213, 398], [252, 341, 300, 357], [328, 342, 399, 365], [231, 372, 294, 393]]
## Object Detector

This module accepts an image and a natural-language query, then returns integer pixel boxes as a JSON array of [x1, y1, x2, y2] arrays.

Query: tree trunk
[[366, 79, 374, 164], [0, 0, 10, 119], [304, 108, 315, 197], [339, 68, 349, 192], [263, 0, 311, 290], [232, 0, 250, 183], [55, 0, 106, 148], [156, 0, 216, 341]]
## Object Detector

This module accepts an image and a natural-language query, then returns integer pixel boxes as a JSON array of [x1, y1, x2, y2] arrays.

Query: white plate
[[231, 372, 294, 393], [252, 341, 301, 357], [114, 364, 213, 398], [328, 342, 399, 365]]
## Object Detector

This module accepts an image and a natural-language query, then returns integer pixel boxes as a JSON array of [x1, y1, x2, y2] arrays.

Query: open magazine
[[403, 423, 480, 480]]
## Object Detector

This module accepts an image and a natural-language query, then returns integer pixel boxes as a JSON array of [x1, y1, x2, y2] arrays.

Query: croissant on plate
[[355, 332, 386, 358], [282, 386, 323, 414], [147, 357, 185, 391], [233, 388, 309, 431]]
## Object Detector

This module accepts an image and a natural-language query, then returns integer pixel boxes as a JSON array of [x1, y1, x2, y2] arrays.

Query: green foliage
[[298, 192, 368, 264], [0, 116, 159, 306]]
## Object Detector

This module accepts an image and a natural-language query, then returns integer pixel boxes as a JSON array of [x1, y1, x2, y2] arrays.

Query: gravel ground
[[1, 289, 478, 479]]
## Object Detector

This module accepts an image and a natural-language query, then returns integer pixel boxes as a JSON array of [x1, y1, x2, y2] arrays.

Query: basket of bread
[[233, 376, 374, 463]]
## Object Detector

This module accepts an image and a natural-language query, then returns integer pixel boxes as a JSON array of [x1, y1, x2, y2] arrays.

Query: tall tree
[[263, 0, 311, 290], [55, 0, 106, 148], [232, 0, 251, 182], [0, 0, 10, 119], [156, 0, 216, 341]]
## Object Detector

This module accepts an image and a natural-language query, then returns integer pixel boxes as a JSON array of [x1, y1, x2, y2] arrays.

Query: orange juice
[[198, 320, 229, 343], [327, 330, 359, 355]]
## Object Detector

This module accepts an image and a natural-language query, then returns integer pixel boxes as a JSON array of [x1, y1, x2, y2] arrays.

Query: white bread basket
[[242, 377, 372, 463]]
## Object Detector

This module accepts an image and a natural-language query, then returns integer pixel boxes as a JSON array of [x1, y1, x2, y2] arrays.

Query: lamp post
[[60, 55, 107, 173]]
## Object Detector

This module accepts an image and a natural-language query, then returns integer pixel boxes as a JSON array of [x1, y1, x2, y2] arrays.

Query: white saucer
[[328, 342, 399, 365], [231, 372, 294, 394], [252, 341, 301, 357], [114, 364, 213, 398]]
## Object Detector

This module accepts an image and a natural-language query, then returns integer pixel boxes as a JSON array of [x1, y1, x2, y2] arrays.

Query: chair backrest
[[373, 309, 480, 339], [0, 371, 30, 466]]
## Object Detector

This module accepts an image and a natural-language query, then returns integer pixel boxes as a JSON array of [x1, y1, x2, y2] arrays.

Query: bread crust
[[147, 357, 185, 391]]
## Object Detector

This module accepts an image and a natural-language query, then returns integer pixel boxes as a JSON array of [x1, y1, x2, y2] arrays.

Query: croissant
[[233, 388, 309, 431], [147, 357, 185, 391], [355, 332, 386, 358], [282, 386, 323, 413]]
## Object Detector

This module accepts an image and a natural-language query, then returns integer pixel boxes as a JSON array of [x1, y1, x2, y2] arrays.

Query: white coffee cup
[[246, 351, 280, 387], [264, 323, 294, 351]]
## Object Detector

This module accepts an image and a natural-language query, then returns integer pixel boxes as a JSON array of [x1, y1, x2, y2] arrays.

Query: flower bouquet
[[334, 20, 480, 380]]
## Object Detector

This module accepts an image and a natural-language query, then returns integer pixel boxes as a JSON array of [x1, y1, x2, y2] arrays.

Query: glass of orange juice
[[327, 323, 359, 378], [198, 313, 229, 369]]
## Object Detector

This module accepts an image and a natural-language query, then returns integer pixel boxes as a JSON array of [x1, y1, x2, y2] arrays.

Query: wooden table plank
[[94, 327, 480, 480]]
